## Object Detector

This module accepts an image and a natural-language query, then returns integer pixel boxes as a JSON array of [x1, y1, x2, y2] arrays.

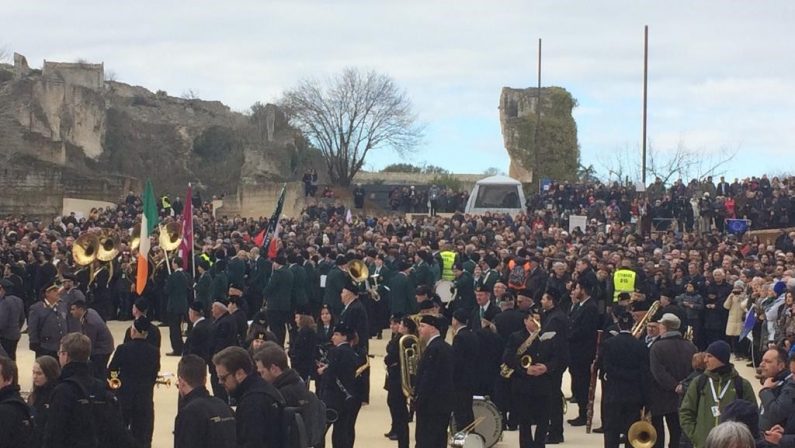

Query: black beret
[[390, 313, 405, 322], [133, 316, 150, 333], [335, 255, 347, 266], [452, 308, 469, 325], [416, 250, 428, 259], [415, 285, 431, 296], [418, 300, 435, 311], [273, 255, 287, 266], [189, 301, 204, 313], [419, 314, 442, 330], [134, 298, 150, 313], [62, 273, 77, 282], [253, 311, 268, 326], [44, 281, 60, 293], [343, 277, 360, 294], [452, 262, 464, 271], [333, 323, 356, 338]]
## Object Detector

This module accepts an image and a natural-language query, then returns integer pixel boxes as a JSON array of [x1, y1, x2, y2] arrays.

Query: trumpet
[[156, 372, 174, 388]]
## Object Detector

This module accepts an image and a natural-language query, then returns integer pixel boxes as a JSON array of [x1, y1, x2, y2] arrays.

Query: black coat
[[599, 332, 650, 405], [470, 302, 501, 330], [384, 335, 402, 392], [525, 266, 548, 303], [175, 386, 237, 448], [541, 306, 570, 365], [492, 309, 524, 342], [210, 312, 238, 356], [29, 383, 55, 448], [648, 331, 697, 415], [123, 321, 162, 351], [183, 317, 213, 361], [452, 327, 480, 392], [108, 338, 160, 402], [340, 299, 369, 353], [504, 328, 563, 397], [414, 336, 455, 415], [320, 342, 360, 410], [0, 384, 33, 448], [272, 368, 309, 408], [231, 309, 248, 346], [231, 374, 285, 448], [289, 327, 319, 380], [568, 297, 600, 366]]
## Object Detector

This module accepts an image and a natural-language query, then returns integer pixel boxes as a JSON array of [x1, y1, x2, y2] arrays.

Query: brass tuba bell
[[97, 229, 119, 262], [73, 234, 100, 266], [129, 223, 142, 251], [398, 332, 423, 398], [158, 222, 183, 252], [348, 259, 369, 283], [628, 410, 657, 448]]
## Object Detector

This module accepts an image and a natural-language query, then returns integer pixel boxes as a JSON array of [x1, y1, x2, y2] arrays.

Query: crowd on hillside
[[0, 174, 794, 447]]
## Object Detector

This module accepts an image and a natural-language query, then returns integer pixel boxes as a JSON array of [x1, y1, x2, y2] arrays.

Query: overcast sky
[[4, 1, 795, 180]]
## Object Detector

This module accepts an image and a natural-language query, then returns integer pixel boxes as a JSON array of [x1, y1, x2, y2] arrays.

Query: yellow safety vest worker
[[440, 251, 456, 281], [199, 253, 214, 267], [613, 268, 637, 301], [161, 195, 172, 210]]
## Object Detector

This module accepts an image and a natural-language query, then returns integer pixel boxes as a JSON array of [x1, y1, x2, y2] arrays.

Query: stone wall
[[352, 171, 483, 186], [42, 61, 104, 90], [0, 167, 64, 217]]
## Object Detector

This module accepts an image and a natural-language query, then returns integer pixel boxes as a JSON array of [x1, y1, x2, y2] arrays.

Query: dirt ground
[[13, 321, 762, 448]]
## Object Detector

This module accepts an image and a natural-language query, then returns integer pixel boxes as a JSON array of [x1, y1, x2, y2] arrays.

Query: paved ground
[[13, 321, 762, 448]]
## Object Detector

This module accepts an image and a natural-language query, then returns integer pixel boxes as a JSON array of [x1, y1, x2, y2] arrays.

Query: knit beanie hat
[[706, 340, 731, 366]]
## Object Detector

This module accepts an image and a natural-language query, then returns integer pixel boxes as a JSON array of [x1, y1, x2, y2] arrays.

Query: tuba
[[399, 333, 423, 398], [628, 409, 657, 448], [73, 233, 100, 266], [159, 222, 183, 251], [631, 300, 661, 338], [348, 259, 369, 283], [129, 223, 142, 251]]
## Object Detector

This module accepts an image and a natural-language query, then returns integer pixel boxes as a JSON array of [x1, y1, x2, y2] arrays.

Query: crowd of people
[[0, 174, 795, 448]]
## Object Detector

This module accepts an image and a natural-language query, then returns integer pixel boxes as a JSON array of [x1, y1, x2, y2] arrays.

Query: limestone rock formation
[[0, 53, 317, 216], [499, 86, 580, 183]]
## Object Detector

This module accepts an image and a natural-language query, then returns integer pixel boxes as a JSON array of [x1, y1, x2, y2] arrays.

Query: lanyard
[[708, 378, 731, 403]]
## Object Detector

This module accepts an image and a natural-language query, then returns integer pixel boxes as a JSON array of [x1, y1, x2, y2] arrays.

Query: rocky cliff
[[0, 53, 316, 216], [499, 86, 580, 183]]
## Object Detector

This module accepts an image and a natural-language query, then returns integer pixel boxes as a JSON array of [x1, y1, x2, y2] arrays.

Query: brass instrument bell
[[520, 354, 533, 369], [156, 372, 174, 388], [108, 371, 121, 390], [158, 222, 183, 252], [628, 410, 657, 448], [97, 229, 119, 262], [130, 223, 142, 251], [348, 259, 369, 283], [73, 234, 100, 266]]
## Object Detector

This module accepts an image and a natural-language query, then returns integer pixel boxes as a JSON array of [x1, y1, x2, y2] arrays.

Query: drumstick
[[459, 416, 486, 435]]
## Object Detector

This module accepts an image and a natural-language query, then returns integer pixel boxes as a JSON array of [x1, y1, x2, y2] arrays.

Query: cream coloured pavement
[[13, 321, 762, 448]]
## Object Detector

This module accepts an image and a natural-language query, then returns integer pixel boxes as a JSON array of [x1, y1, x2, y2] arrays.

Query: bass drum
[[451, 396, 503, 448], [450, 431, 485, 448], [435, 280, 455, 303]]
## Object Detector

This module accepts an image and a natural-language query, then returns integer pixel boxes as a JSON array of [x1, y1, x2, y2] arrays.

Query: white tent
[[464, 175, 526, 215]]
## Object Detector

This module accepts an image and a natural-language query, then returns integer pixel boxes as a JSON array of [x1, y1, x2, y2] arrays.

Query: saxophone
[[500, 325, 540, 379]]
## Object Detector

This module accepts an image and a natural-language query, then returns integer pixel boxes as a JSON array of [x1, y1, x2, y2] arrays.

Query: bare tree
[[281, 67, 423, 186], [181, 89, 200, 100], [0, 46, 8, 63], [483, 167, 506, 176], [598, 141, 738, 185]]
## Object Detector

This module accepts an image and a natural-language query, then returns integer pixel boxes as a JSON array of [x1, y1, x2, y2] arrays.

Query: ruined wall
[[499, 86, 580, 183]]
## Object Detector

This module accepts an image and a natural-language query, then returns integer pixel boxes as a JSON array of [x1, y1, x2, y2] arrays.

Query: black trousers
[[91, 353, 111, 380], [35, 348, 58, 360], [168, 312, 184, 353], [570, 361, 591, 418], [415, 408, 450, 448], [547, 370, 565, 437], [603, 401, 642, 448], [122, 396, 155, 448], [652, 412, 682, 448], [518, 399, 549, 448], [330, 399, 361, 448], [267, 310, 290, 346], [0, 338, 18, 360], [452, 390, 474, 432], [387, 385, 409, 448]]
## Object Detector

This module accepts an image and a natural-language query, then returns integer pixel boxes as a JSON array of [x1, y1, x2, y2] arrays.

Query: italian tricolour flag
[[136, 180, 158, 294]]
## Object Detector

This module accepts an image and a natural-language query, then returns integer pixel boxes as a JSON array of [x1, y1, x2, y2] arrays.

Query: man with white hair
[[704, 269, 732, 347], [648, 313, 698, 448]]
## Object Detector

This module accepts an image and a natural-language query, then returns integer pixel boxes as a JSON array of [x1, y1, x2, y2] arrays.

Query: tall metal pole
[[641, 25, 648, 185], [535, 38, 542, 187]]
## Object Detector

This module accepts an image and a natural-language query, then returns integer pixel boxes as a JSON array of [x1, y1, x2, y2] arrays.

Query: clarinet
[[586, 330, 604, 434]]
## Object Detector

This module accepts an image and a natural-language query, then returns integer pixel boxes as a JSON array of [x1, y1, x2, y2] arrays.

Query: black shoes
[[166, 352, 181, 357], [592, 426, 604, 433], [567, 417, 587, 427]]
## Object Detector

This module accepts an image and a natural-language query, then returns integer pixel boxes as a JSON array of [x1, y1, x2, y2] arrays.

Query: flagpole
[[159, 224, 172, 275], [189, 183, 196, 281]]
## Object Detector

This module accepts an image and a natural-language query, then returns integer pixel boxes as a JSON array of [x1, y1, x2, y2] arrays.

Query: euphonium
[[399, 333, 423, 398], [159, 222, 183, 251], [628, 410, 657, 448], [108, 371, 121, 390], [631, 300, 661, 338], [348, 259, 369, 283]]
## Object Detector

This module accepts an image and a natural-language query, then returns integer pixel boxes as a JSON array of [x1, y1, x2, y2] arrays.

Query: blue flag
[[739, 309, 756, 341]]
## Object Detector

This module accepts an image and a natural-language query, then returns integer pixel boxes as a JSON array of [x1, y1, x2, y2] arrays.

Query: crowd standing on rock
[[1, 175, 795, 447]]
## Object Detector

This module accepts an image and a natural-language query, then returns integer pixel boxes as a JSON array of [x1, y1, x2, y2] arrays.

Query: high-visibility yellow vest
[[161, 196, 171, 209], [440, 251, 456, 281], [613, 269, 636, 301], [200, 253, 214, 267]]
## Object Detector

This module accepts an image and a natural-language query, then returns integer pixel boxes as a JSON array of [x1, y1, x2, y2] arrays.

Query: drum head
[[472, 398, 503, 447], [463, 432, 485, 448], [435, 280, 455, 303]]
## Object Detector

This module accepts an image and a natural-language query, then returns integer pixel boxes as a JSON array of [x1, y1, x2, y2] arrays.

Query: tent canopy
[[465, 175, 526, 215]]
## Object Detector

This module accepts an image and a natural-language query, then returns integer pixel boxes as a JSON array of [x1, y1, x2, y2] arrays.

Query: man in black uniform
[[384, 315, 409, 448], [567, 280, 600, 427], [414, 314, 454, 448], [504, 310, 564, 448], [540, 291, 569, 444], [108, 316, 160, 448], [0, 356, 34, 447], [470, 286, 500, 331], [213, 346, 285, 448], [451, 308, 479, 432], [174, 354, 236, 448], [123, 298, 162, 350], [339, 278, 370, 404], [209, 301, 238, 401], [598, 309, 650, 448], [317, 323, 362, 448], [263, 255, 294, 346], [184, 301, 212, 363]]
